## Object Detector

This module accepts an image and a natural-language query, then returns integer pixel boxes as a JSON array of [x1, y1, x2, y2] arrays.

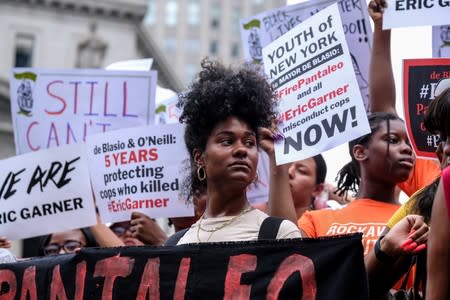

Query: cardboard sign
[[0, 234, 368, 299], [263, 4, 370, 165], [0, 143, 96, 240], [383, 0, 450, 29], [10, 68, 157, 154], [240, 0, 372, 111], [432, 25, 450, 58], [403, 58, 450, 158], [86, 123, 193, 223]]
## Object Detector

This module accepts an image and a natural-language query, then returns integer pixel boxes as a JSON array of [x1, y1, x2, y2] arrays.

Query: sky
[[287, 0, 432, 187]]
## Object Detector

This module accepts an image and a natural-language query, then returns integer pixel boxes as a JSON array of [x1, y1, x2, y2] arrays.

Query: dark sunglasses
[[43, 240, 83, 256]]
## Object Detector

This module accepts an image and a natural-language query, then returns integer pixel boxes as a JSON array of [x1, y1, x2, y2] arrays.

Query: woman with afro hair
[[168, 59, 301, 244]]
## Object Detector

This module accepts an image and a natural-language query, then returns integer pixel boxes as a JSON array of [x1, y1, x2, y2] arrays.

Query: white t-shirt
[[177, 208, 301, 245]]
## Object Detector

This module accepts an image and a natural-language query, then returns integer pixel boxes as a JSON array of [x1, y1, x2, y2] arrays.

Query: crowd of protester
[[0, 0, 449, 298]]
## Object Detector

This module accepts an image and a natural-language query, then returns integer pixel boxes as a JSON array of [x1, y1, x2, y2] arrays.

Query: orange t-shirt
[[298, 199, 400, 256], [397, 158, 440, 197]]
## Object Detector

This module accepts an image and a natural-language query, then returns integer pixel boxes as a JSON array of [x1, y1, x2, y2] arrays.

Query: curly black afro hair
[[177, 58, 277, 199]]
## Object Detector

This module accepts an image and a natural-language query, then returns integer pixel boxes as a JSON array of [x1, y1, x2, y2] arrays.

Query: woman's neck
[[295, 204, 312, 220], [205, 184, 249, 217], [356, 181, 397, 204]]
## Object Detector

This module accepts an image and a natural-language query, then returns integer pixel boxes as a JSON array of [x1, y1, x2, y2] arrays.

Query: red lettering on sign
[[267, 254, 317, 300], [20, 266, 37, 300], [173, 257, 191, 300], [93, 255, 134, 300], [224, 254, 257, 300], [0, 269, 17, 299], [50, 264, 68, 300], [136, 258, 160, 299], [74, 261, 87, 300]]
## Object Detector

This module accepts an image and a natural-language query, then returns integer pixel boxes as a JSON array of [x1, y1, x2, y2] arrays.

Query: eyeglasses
[[43, 240, 83, 256], [110, 226, 130, 237]]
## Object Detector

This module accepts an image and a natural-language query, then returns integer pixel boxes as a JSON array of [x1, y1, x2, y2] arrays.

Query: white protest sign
[[240, 0, 372, 111], [432, 25, 450, 57], [0, 143, 96, 240], [10, 68, 157, 154], [383, 0, 450, 29], [263, 3, 370, 166], [154, 94, 181, 125], [86, 123, 193, 223]]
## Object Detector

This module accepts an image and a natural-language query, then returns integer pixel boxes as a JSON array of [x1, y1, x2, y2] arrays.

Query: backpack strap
[[164, 228, 189, 246], [258, 216, 284, 240], [166, 216, 285, 245]]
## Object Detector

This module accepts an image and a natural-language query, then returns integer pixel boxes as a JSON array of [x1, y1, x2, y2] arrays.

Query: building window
[[231, 6, 241, 33], [187, 0, 200, 26], [14, 34, 34, 67], [231, 43, 240, 58], [145, 0, 157, 25], [210, 3, 220, 28], [185, 64, 197, 83], [166, 0, 178, 26], [186, 38, 199, 53], [209, 40, 218, 55], [165, 37, 176, 52]]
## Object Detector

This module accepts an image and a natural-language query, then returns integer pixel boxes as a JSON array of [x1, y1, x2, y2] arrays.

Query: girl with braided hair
[[298, 112, 414, 256]]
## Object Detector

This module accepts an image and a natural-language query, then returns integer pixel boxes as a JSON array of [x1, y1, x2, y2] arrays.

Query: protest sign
[[105, 58, 177, 112], [86, 123, 193, 223], [240, 0, 372, 111], [0, 143, 96, 240], [0, 234, 368, 299], [383, 0, 450, 29], [263, 4, 370, 165], [432, 25, 450, 57], [154, 94, 181, 125], [10, 68, 157, 154], [403, 58, 450, 159]]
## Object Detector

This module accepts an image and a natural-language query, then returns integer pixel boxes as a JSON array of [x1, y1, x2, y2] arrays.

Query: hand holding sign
[[263, 4, 370, 165]]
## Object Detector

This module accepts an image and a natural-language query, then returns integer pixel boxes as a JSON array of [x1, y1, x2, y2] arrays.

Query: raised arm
[[259, 127, 297, 224], [368, 0, 396, 114], [365, 215, 428, 299], [426, 178, 450, 300], [90, 212, 125, 247]]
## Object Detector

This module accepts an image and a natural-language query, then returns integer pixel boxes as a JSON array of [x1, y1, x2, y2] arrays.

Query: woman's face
[[437, 135, 450, 169], [363, 119, 415, 183], [198, 116, 258, 188], [288, 158, 321, 208], [44, 229, 86, 255], [110, 222, 144, 246]]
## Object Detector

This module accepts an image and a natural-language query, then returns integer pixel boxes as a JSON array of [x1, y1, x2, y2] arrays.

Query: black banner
[[403, 59, 450, 159], [0, 234, 368, 299]]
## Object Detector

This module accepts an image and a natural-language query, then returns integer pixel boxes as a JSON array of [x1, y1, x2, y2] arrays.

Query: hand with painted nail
[[259, 120, 284, 157], [381, 214, 428, 257]]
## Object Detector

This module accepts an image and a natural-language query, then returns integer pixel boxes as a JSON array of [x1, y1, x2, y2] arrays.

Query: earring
[[197, 166, 206, 181]]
